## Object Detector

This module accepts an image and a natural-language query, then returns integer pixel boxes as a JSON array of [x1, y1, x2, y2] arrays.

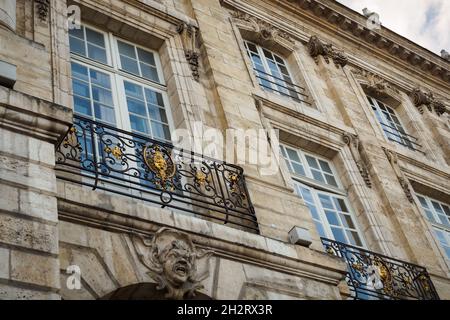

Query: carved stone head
[[133, 227, 213, 300]]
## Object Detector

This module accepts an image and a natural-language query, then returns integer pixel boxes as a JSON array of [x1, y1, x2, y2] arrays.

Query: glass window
[[280, 145, 339, 188], [283, 144, 364, 247], [118, 40, 160, 83], [68, 24, 172, 144], [417, 194, 450, 260], [69, 26, 108, 64], [244, 41, 301, 102], [366, 96, 418, 151]]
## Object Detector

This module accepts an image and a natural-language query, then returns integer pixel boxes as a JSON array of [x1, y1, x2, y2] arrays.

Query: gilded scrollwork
[[143, 145, 177, 190], [132, 228, 214, 300]]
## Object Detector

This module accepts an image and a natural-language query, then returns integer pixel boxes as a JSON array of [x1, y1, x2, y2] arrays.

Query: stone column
[[0, 86, 71, 299], [0, 0, 16, 31]]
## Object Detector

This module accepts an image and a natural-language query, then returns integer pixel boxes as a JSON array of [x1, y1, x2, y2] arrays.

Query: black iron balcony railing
[[55, 115, 259, 233], [321, 238, 439, 300], [252, 68, 311, 105], [379, 122, 425, 154]]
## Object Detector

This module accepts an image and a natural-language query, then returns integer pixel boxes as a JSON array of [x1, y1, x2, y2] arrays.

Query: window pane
[[145, 89, 164, 107], [325, 210, 340, 226], [140, 63, 159, 82], [291, 163, 306, 176], [92, 86, 113, 105], [118, 41, 136, 58], [71, 62, 89, 81], [86, 28, 105, 47], [319, 194, 334, 209], [74, 96, 91, 116], [311, 169, 325, 183], [124, 81, 144, 100], [347, 230, 363, 247], [319, 160, 333, 174], [341, 213, 355, 229], [325, 174, 338, 187], [89, 69, 111, 88], [69, 27, 84, 39], [151, 121, 171, 140], [314, 222, 327, 239], [130, 115, 150, 134], [137, 48, 155, 65], [120, 55, 140, 75], [305, 155, 320, 169], [286, 148, 301, 163], [69, 37, 86, 56], [334, 198, 348, 212], [331, 227, 347, 244], [87, 44, 107, 64], [126, 97, 147, 116], [72, 79, 90, 98], [94, 103, 116, 124], [148, 105, 168, 123]]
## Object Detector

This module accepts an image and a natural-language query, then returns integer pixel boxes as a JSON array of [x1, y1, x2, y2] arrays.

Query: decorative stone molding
[[35, 0, 50, 22], [177, 22, 200, 81], [352, 69, 399, 96], [410, 88, 447, 117], [383, 148, 414, 203], [132, 227, 214, 300], [343, 133, 372, 188], [230, 10, 295, 49], [307, 36, 348, 68], [279, 0, 450, 84]]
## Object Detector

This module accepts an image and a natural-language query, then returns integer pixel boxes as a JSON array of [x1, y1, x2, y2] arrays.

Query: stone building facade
[[0, 0, 449, 300]]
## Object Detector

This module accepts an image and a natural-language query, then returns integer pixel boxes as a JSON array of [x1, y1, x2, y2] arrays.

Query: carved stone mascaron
[[132, 227, 213, 300]]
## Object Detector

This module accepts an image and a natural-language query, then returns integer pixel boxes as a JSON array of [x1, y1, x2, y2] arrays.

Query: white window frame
[[416, 194, 450, 262], [366, 96, 416, 150], [69, 23, 175, 141], [244, 41, 301, 102], [281, 143, 366, 248]]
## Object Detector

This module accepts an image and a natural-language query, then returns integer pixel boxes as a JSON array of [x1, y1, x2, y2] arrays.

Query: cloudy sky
[[337, 0, 450, 56]]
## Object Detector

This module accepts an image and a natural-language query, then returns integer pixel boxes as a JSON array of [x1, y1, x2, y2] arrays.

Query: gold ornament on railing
[[104, 146, 123, 160], [143, 145, 176, 190], [194, 170, 210, 186]]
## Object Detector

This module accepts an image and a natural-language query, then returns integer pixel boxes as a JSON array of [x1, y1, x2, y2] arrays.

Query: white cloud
[[337, 0, 450, 56]]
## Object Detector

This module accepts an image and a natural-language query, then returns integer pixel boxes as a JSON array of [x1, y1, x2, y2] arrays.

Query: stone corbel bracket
[[230, 10, 296, 51], [383, 148, 414, 203], [177, 22, 200, 81], [35, 0, 50, 22], [343, 133, 372, 188], [410, 88, 448, 117], [308, 36, 348, 68]]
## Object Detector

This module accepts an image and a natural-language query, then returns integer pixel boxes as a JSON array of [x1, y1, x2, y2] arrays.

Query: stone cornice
[[279, 0, 450, 84], [0, 87, 72, 143]]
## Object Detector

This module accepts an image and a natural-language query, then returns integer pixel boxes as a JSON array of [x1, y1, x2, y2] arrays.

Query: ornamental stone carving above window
[[307, 36, 348, 68]]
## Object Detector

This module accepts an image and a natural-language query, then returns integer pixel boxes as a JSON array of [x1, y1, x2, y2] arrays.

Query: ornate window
[[69, 24, 172, 142], [366, 96, 420, 152], [244, 41, 306, 103], [281, 145, 365, 247], [417, 194, 450, 260]]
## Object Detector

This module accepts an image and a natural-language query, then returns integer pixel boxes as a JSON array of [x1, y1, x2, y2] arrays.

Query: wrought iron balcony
[[321, 238, 440, 300], [55, 115, 259, 233]]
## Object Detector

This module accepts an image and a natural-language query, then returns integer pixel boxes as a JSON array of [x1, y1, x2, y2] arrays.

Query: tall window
[[244, 41, 306, 103], [69, 25, 172, 142], [417, 194, 450, 261], [366, 96, 420, 152], [281, 145, 365, 247]]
